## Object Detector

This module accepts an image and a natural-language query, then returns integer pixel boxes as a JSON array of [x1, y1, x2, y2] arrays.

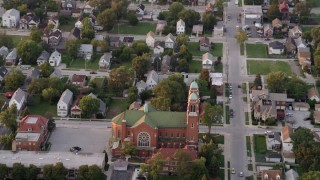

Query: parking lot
[[284, 110, 312, 129], [49, 121, 111, 153]]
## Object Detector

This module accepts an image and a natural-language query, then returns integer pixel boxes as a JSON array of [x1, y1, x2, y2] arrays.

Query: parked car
[[239, 172, 244, 177], [264, 38, 270, 41], [265, 131, 272, 135], [70, 146, 82, 152], [90, 71, 97, 74], [231, 168, 236, 174], [238, 85, 241, 88]]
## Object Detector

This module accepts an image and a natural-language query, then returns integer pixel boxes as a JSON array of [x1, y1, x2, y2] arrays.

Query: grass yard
[[225, 105, 230, 124], [253, 134, 267, 156], [111, 61, 132, 69], [247, 60, 292, 76], [89, 77, 105, 88], [59, 18, 77, 32], [68, 55, 100, 70], [187, 42, 223, 57], [215, 63, 223, 73], [28, 96, 57, 116], [106, 99, 130, 119], [246, 44, 267, 58], [242, 83, 247, 94], [109, 22, 156, 35], [213, 43, 223, 57], [246, 136, 251, 157], [199, 133, 224, 144], [9, 35, 28, 47], [309, 0, 320, 7], [189, 60, 202, 73], [245, 112, 249, 125], [248, 164, 253, 171], [240, 43, 244, 55]]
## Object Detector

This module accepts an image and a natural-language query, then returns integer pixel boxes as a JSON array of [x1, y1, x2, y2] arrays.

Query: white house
[[75, 20, 83, 29], [57, 89, 73, 117], [176, 19, 185, 34], [202, 52, 214, 71], [268, 41, 284, 55], [308, 87, 320, 102], [165, 33, 175, 49], [136, 80, 147, 94], [83, 2, 93, 14], [153, 41, 165, 54], [294, 37, 307, 49], [146, 70, 159, 90], [285, 169, 299, 180], [9, 88, 26, 112], [146, 31, 155, 48], [77, 44, 93, 60], [49, 50, 61, 67], [2, 9, 20, 28], [281, 125, 295, 163], [99, 53, 111, 70], [266, 132, 282, 151], [48, 15, 59, 29]]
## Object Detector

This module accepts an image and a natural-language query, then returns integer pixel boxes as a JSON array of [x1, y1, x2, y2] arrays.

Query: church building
[[110, 81, 200, 157]]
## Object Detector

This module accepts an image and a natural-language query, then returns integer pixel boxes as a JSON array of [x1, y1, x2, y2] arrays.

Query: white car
[[229, 95, 232, 99], [231, 168, 236, 174], [239, 172, 244, 177], [265, 131, 272, 135]]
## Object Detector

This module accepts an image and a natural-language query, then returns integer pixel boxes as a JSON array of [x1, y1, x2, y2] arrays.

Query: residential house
[[176, 19, 185, 34], [47, 29, 63, 46], [264, 24, 273, 38], [82, 2, 93, 14], [48, 15, 59, 29], [19, 13, 40, 29], [266, 132, 282, 151], [213, 25, 224, 37], [36, 50, 50, 66], [206, 3, 215, 12], [261, 170, 283, 180], [272, 18, 282, 32], [129, 101, 141, 110], [279, 1, 289, 20], [281, 125, 295, 163], [0, 66, 8, 82], [265, 153, 282, 163], [146, 70, 159, 90], [77, 44, 93, 60], [5, 48, 18, 65], [268, 41, 284, 55], [61, 0, 77, 10], [15, 115, 49, 151], [75, 20, 83, 29], [288, 25, 302, 39], [109, 37, 121, 48], [49, 50, 61, 67], [243, 5, 263, 19], [57, 89, 73, 117], [2, 9, 20, 28], [154, 41, 165, 54], [146, 31, 155, 48], [294, 37, 307, 49], [136, 4, 145, 16], [192, 24, 203, 37], [156, 20, 167, 35], [0, 46, 9, 60], [199, 37, 210, 52], [165, 33, 175, 49], [71, 9, 82, 18], [285, 37, 297, 54], [161, 55, 171, 73], [99, 53, 111, 70], [88, 93, 106, 117], [9, 88, 26, 112], [26, 68, 40, 82], [123, 37, 134, 47], [210, 73, 223, 96], [285, 169, 299, 180], [308, 87, 320, 102], [71, 74, 86, 87], [59, 10, 72, 17], [50, 69, 63, 79], [202, 52, 214, 71], [298, 47, 311, 69], [68, 27, 81, 40], [283, 151, 295, 163], [292, 102, 310, 111], [70, 95, 82, 117], [136, 80, 147, 94]]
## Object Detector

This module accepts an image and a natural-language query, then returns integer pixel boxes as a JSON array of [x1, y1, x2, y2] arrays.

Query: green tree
[[286, 77, 308, 100], [52, 162, 68, 179], [201, 104, 223, 134], [0, 104, 17, 133], [208, 155, 221, 177], [4, 69, 25, 91], [12, 163, 26, 180], [89, 0, 111, 13], [176, 34, 189, 46], [42, 87, 59, 104], [128, 12, 139, 26], [291, 128, 314, 151], [176, 58, 189, 72], [39, 62, 54, 78], [27, 78, 49, 94], [294, 2, 311, 23], [97, 9, 117, 31], [244, 0, 263, 5], [88, 165, 105, 180], [145, 152, 166, 180], [151, 96, 171, 111], [17, 40, 43, 65], [179, 44, 192, 62], [30, 27, 43, 43], [111, 0, 129, 20], [190, 158, 209, 180], [299, 171, 320, 180], [0, 32, 13, 49], [265, 71, 288, 93], [81, 17, 95, 40], [254, 74, 262, 88], [311, 27, 320, 48], [0, 133, 14, 150], [127, 86, 138, 104], [0, 164, 7, 179], [44, 112, 56, 132], [294, 142, 320, 172], [79, 96, 100, 118], [108, 66, 134, 93], [66, 39, 81, 58], [267, 2, 281, 21], [169, 2, 184, 21], [78, 165, 89, 179], [202, 12, 216, 31], [26, 164, 40, 180], [199, 69, 210, 83], [121, 142, 138, 156], [43, 164, 54, 179], [119, 47, 135, 62], [132, 54, 151, 79], [17, 4, 28, 16], [45, 0, 58, 11], [235, 29, 248, 44], [178, 9, 201, 29], [132, 41, 150, 56], [139, 90, 152, 104], [174, 149, 193, 178]]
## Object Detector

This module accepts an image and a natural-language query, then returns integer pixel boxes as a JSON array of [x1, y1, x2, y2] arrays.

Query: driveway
[[285, 110, 312, 129], [49, 121, 111, 153], [287, 60, 301, 76]]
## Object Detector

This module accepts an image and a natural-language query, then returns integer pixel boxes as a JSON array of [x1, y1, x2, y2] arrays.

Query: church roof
[[112, 104, 186, 128], [189, 93, 198, 100], [190, 81, 199, 89]]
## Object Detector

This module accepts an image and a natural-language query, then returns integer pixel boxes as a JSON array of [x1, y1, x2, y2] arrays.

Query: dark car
[[230, 109, 234, 118], [70, 146, 82, 152], [90, 71, 97, 74]]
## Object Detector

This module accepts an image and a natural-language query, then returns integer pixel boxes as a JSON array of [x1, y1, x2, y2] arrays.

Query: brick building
[[111, 81, 200, 157], [15, 115, 49, 151]]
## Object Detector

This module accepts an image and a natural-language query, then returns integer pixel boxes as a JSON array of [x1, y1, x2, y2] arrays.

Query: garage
[[292, 102, 310, 111]]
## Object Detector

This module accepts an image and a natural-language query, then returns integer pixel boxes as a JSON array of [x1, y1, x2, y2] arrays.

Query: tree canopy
[[108, 66, 134, 94], [97, 9, 116, 31], [201, 104, 223, 134], [265, 71, 288, 93], [4, 69, 25, 91], [17, 40, 43, 65], [79, 96, 100, 118], [235, 29, 248, 44], [132, 54, 151, 79], [66, 39, 81, 58]]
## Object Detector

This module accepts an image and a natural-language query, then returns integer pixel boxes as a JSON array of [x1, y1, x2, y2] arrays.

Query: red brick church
[[111, 81, 200, 157]]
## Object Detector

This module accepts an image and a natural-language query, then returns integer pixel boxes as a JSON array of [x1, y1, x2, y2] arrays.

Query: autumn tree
[[235, 29, 248, 44], [111, 0, 129, 20], [127, 86, 138, 104], [79, 96, 100, 118], [199, 69, 210, 83], [30, 27, 43, 43], [267, 2, 281, 21], [300, 171, 320, 180], [17, 39, 43, 65], [293, 2, 311, 23], [132, 54, 151, 79], [66, 39, 81, 58], [176, 34, 189, 46], [97, 9, 116, 31], [4, 69, 25, 91], [143, 152, 167, 180], [121, 142, 138, 156], [201, 104, 223, 134], [265, 71, 288, 93], [39, 62, 54, 77], [128, 12, 139, 26], [108, 66, 134, 94], [174, 149, 193, 178]]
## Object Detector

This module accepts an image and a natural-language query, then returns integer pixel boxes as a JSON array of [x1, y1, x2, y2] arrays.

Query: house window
[[117, 130, 121, 138], [165, 132, 167, 137], [137, 132, 150, 147], [191, 123, 194, 128], [127, 131, 130, 136], [177, 133, 179, 138]]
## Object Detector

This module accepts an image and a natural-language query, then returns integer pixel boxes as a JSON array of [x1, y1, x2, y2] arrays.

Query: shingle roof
[[158, 148, 198, 160], [147, 70, 159, 83], [0, 66, 8, 78], [3, 9, 19, 17], [123, 37, 134, 43], [0, 46, 9, 58], [269, 41, 284, 49], [282, 125, 293, 141], [6, 48, 17, 60], [29, 69, 40, 79], [165, 33, 175, 42], [147, 31, 155, 38], [70, 27, 80, 39], [199, 37, 210, 45], [177, 19, 185, 27], [59, 89, 73, 104], [71, 74, 86, 83], [202, 52, 213, 61], [18, 115, 48, 133], [262, 170, 282, 180], [50, 69, 63, 78], [37, 50, 50, 61], [11, 88, 25, 104], [112, 104, 187, 128], [308, 87, 319, 98], [272, 18, 282, 28], [267, 153, 282, 159]]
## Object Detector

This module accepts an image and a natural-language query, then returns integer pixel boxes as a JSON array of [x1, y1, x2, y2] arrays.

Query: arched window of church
[[137, 132, 150, 147], [117, 130, 121, 138], [190, 105, 195, 112]]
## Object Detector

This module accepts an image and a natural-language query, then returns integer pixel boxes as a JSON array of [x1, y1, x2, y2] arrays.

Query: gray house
[[6, 48, 18, 65], [0, 46, 9, 59], [0, 66, 8, 82], [37, 50, 50, 66], [161, 55, 171, 73], [57, 89, 73, 117], [99, 53, 111, 70], [88, 93, 106, 117], [48, 29, 62, 46], [50, 69, 63, 79], [199, 37, 210, 52]]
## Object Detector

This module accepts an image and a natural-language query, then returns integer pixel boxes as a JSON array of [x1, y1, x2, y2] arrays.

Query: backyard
[[199, 133, 224, 144], [28, 95, 57, 116], [106, 99, 130, 119], [188, 42, 223, 57], [109, 22, 156, 35], [9, 35, 28, 47], [247, 60, 292, 76], [189, 60, 202, 73], [59, 18, 77, 32], [253, 134, 267, 156], [63, 54, 102, 70], [246, 44, 268, 58]]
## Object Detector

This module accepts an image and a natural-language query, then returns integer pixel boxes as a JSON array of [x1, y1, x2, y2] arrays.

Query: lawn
[[309, 0, 320, 7], [9, 35, 28, 47], [245, 112, 249, 125], [246, 136, 251, 157], [106, 99, 130, 119], [247, 60, 292, 76], [59, 18, 77, 32], [189, 60, 202, 73], [225, 105, 230, 124], [253, 134, 267, 156], [242, 83, 247, 94], [67, 55, 100, 70], [246, 44, 267, 58], [215, 63, 223, 73], [28, 96, 57, 116], [109, 22, 156, 35], [199, 133, 224, 144], [187, 42, 223, 57], [248, 164, 253, 171], [111, 61, 132, 69], [89, 77, 105, 88], [213, 43, 223, 57]]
